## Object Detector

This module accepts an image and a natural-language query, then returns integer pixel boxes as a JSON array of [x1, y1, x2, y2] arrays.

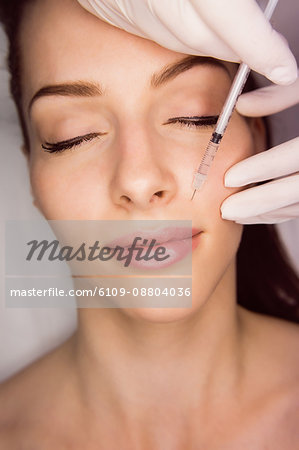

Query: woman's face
[[19, 0, 265, 320]]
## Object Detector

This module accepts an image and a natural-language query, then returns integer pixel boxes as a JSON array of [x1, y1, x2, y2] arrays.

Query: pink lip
[[106, 227, 202, 270]]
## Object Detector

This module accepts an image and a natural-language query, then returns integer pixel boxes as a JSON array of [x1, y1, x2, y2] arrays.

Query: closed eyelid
[[41, 132, 104, 153], [40, 115, 219, 154], [42, 132, 103, 146], [164, 116, 218, 124]]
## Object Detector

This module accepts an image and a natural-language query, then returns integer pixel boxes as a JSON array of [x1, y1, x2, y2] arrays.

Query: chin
[[121, 305, 200, 324]]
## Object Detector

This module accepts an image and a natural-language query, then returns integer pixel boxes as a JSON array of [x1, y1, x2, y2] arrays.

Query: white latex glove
[[76, 0, 298, 85], [220, 77, 299, 224]]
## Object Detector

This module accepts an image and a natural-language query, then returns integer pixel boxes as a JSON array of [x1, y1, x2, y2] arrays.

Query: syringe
[[191, 0, 279, 201]]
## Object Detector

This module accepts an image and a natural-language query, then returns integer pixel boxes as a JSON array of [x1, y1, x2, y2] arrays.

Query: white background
[[0, 0, 298, 382]]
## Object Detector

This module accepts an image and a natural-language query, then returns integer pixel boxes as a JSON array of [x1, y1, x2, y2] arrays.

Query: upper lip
[[106, 227, 202, 249]]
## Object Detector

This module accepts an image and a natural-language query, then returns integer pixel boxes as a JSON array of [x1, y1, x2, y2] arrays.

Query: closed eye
[[164, 115, 218, 129], [42, 116, 218, 154], [42, 132, 106, 154]]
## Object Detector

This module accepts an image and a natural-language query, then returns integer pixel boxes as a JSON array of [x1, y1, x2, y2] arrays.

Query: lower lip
[[123, 232, 202, 270]]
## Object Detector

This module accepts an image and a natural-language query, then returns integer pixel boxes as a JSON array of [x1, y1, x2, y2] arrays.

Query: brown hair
[[1, 0, 299, 322], [0, 0, 33, 152]]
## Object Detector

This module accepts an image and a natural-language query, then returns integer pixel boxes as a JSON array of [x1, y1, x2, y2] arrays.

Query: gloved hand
[[76, 0, 297, 85], [220, 77, 299, 224]]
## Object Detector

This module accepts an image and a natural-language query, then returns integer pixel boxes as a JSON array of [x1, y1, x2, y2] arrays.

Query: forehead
[[20, 0, 235, 112]]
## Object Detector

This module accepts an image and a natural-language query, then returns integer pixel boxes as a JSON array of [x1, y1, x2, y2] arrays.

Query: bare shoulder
[[238, 307, 299, 441], [0, 337, 76, 447]]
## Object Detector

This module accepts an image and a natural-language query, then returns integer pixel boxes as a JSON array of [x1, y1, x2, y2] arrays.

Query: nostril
[[149, 191, 164, 204], [121, 195, 131, 204], [150, 191, 163, 202]]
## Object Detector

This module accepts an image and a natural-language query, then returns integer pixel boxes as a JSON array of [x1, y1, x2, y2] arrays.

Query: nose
[[111, 125, 176, 210]]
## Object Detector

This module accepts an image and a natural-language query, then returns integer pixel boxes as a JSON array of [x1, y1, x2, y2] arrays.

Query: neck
[[70, 261, 245, 434]]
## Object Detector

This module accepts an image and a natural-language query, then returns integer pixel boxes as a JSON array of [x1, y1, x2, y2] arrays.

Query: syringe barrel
[[192, 140, 220, 190], [197, 140, 220, 176]]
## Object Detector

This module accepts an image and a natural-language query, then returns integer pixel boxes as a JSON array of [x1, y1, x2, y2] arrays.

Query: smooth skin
[[0, 0, 298, 448]]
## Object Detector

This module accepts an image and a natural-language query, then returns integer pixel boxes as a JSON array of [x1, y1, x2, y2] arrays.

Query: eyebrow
[[150, 55, 231, 88], [28, 56, 231, 114], [28, 81, 103, 114]]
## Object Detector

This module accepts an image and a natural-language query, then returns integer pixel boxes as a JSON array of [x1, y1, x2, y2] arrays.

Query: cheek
[[29, 158, 110, 220], [190, 115, 254, 305], [200, 113, 255, 210], [200, 114, 254, 246]]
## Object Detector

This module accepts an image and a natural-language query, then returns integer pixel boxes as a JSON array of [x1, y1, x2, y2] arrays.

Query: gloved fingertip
[[235, 95, 251, 115], [220, 204, 235, 221], [268, 65, 298, 85], [224, 172, 243, 188]]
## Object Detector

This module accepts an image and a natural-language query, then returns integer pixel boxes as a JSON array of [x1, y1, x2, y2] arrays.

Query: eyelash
[[41, 116, 219, 154], [42, 132, 104, 154], [164, 115, 218, 129]]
